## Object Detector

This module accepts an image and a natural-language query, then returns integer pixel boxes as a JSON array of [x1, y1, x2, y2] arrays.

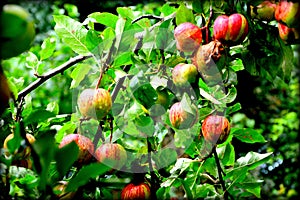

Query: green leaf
[[24, 110, 56, 125], [161, 4, 177, 16], [86, 29, 103, 52], [230, 58, 244, 71], [239, 181, 263, 198], [88, 12, 119, 29], [70, 63, 91, 89], [278, 39, 294, 83], [152, 148, 177, 169], [32, 134, 56, 191], [232, 128, 267, 143], [113, 52, 133, 67], [55, 141, 79, 179], [235, 152, 273, 170], [55, 122, 77, 143], [53, 15, 90, 55], [66, 163, 110, 192], [226, 103, 242, 115], [217, 143, 235, 166], [130, 76, 158, 109], [39, 37, 56, 60], [175, 3, 195, 25]]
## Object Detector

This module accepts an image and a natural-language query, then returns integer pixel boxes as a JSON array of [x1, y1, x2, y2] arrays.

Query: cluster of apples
[[251, 0, 300, 43], [170, 10, 242, 144]]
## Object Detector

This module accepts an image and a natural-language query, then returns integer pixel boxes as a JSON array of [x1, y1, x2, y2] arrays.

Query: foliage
[[0, 0, 299, 199]]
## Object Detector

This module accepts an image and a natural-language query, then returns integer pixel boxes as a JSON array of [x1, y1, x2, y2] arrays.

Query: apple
[[275, 0, 300, 28], [172, 63, 198, 87], [192, 40, 225, 77], [201, 115, 230, 144], [59, 134, 95, 165], [121, 182, 151, 200], [278, 22, 300, 43], [169, 102, 198, 129], [95, 143, 127, 170], [0, 71, 11, 115], [77, 88, 112, 120], [174, 22, 202, 52], [0, 4, 36, 59], [213, 13, 249, 44], [3, 133, 36, 159], [250, 1, 277, 21]]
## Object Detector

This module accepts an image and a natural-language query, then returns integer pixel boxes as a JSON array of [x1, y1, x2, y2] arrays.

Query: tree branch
[[17, 54, 92, 101], [213, 147, 230, 200]]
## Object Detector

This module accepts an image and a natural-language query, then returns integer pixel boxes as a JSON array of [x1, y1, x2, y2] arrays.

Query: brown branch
[[132, 14, 163, 24], [17, 54, 92, 101], [213, 147, 229, 200]]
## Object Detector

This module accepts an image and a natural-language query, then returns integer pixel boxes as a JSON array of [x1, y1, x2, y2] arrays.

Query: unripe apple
[[275, 0, 300, 28], [278, 22, 300, 43], [201, 115, 230, 144], [213, 13, 249, 44], [0, 4, 36, 59], [77, 88, 112, 120], [59, 134, 95, 165], [95, 143, 127, 170], [149, 87, 170, 117], [121, 182, 151, 200], [250, 1, 277, 21], [169, 102, 198, 129], [174, 22, 202, 52], [3, 133, 36, 159], [172, 63, 198, 87]]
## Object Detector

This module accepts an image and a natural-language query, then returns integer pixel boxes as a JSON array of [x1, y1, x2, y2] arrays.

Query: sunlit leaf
[[53, 15, 90, 55]]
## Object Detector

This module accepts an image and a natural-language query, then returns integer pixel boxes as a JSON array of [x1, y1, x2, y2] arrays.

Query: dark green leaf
[[55, 141, 79, 179], [66, 163, 110, 192], [24, 110, 56, 125], [233, 128, 266, 143], [152, 148, 177, 169]]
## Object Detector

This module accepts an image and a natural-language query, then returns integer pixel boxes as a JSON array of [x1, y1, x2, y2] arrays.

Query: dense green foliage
[[0, 0, 299, 199]]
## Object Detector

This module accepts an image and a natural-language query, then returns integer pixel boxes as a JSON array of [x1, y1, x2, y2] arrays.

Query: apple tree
[[0, 0, 299, 199]]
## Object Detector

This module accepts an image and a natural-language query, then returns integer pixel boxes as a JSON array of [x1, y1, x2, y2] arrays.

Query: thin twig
[[213, 147, 229, 200], [17, 54, 92, 101], [132, 14, 163, 24], [93, 122, 105, 148], [147, 137, 158, 200]]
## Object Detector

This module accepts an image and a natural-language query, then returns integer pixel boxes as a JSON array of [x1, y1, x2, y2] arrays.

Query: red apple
[[174, 22, 202, 52], [278, 22, 300, 43], [213, 13, 249, 44], [275, 0, 300, 28], [95, 143, 127, 170], [121, 182, 151, 200], [201, 115, 230, 144], [169, 102, 198, 129], [172, 63, 198, 87], [77, 88, 112, 120], [59, 134, 95, 165]]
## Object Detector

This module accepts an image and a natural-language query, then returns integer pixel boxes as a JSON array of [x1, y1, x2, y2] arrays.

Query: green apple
[[0, 4, 36, 59]]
